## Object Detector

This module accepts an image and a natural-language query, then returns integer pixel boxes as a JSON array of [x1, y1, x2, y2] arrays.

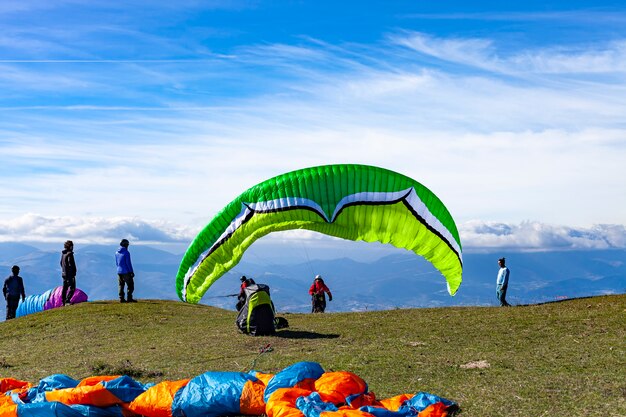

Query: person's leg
[[66, 276, 76, 304], [6, 297, 15, 320], [62, 278, 69, 306], [496, 286, 504, 306], [10, 296, 19, 319], [501, 284, 510, 306], [126, 275, 135, 301], [118, 274, 126, 302]]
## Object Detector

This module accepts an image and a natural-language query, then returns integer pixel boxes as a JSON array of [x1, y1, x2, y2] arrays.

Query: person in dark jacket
[[309, 275, 332, 313], [60, 240, 77, 306], [3, 265, 26, 320], [115, 239, 136, 303]]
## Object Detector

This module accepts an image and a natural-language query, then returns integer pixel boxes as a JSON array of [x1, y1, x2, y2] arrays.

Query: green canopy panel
[[177, 164, 463, 303]]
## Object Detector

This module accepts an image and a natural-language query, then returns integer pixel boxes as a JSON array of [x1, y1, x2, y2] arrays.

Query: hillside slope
[[1, 295, 624, 416]]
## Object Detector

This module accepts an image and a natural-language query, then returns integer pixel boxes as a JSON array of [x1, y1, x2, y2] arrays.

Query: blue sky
[[1, 1, 626, 251]]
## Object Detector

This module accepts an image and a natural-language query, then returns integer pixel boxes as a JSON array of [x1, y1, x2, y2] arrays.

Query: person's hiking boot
[[127, 298, 137, 303], [119, 298, 126, 303]]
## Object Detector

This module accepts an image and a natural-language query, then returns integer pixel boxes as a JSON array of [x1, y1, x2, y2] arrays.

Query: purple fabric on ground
[[44, 286, 89, 310]]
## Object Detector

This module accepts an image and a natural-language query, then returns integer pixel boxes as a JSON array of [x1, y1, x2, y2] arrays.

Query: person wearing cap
[[236, 275, 256, 310], [496, 257, 511, 307], [60, 240, 77, 306], [3, 265, 26, 320], [309, 275, 332, 313], [115, 239, 136, 303]]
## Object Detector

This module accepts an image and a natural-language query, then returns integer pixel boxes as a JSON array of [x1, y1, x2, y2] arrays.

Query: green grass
[[1, 295, 625, 416]]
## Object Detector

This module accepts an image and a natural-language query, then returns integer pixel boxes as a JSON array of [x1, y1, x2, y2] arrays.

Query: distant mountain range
[[1, 242, 624, 320]]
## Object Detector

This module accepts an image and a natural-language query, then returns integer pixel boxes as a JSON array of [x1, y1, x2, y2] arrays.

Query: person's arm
[[2, 280, 6, 299], [19, 277, 25, 301], [126, 252, 134, 275], [323, 284, 332, 301], [70, 253, 77, 275]]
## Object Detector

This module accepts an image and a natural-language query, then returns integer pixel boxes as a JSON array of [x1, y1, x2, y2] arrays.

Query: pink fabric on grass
[[44, 286, 88, 310]]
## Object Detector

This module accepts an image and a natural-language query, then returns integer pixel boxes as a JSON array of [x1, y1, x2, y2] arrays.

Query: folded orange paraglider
[[0, 362, 457, 417]]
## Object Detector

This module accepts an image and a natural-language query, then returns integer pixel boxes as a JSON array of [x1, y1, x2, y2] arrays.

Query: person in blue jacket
[[115, 239, 136, 303], [496, 257, 511, 307], [3, 265, 26, 320]]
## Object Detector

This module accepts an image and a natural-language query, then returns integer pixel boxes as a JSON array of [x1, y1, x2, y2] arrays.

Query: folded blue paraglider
[[15, 287, 88, 318], [15, 289, 53, 318]]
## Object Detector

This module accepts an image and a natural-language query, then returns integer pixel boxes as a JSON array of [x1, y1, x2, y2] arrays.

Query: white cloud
[[393, 32, 626, 75], [0, 213, 195, 244], [1, 214, 624, 255], [461, 221, 626, 251], [0, 31, 625, 230], [391, 32, 498, 72]]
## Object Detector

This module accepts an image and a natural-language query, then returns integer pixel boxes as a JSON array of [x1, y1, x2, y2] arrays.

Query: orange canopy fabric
[[2, 362, 456, 417], [127, 379, 190, 417]]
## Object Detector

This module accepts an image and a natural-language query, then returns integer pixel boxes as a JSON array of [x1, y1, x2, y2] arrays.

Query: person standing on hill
[[115, 239, 136, 303], [3, 265, 26, 320], [60, 240, 77, 306], [496, 257, 511, 307], [309, 275, 332, 313]]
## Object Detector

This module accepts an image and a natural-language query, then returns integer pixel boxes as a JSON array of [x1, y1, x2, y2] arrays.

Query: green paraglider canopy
[[176, 164, 463, 303]]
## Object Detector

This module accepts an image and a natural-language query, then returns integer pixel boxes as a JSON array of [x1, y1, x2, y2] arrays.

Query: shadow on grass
[[518, 295, 598, 307], [274, 330, 340, 339]]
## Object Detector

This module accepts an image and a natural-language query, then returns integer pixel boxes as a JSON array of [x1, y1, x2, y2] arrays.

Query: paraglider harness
[[310, 278, 331, 313], [236, 283, 289, 336], [312, 293, 326, 313]]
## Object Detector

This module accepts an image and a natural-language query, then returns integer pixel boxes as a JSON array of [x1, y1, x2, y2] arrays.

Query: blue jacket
[[115, 247, 134, 274]]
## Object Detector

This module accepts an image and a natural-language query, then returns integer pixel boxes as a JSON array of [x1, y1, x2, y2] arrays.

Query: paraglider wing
[[16, 287, 89, 318], [177, 164, 462, 303]]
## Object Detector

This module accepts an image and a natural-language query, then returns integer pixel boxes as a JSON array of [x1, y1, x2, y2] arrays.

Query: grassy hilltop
[[1, 295, 625, 416]]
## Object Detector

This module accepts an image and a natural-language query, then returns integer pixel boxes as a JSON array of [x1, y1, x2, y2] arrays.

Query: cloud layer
[[0, 214, 193, 244], [1, 214, 624, 252], [0, 5, 625, 232], [460, 221, 626, 251]]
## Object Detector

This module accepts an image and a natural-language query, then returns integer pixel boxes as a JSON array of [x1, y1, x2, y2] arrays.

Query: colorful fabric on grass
[[15, 287, 88, 318], [1, 362, 457, 417]]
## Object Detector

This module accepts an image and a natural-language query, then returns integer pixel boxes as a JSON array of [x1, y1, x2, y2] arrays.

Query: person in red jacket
[[236, 275, 256, 310], [309, 275, 332, 313]]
